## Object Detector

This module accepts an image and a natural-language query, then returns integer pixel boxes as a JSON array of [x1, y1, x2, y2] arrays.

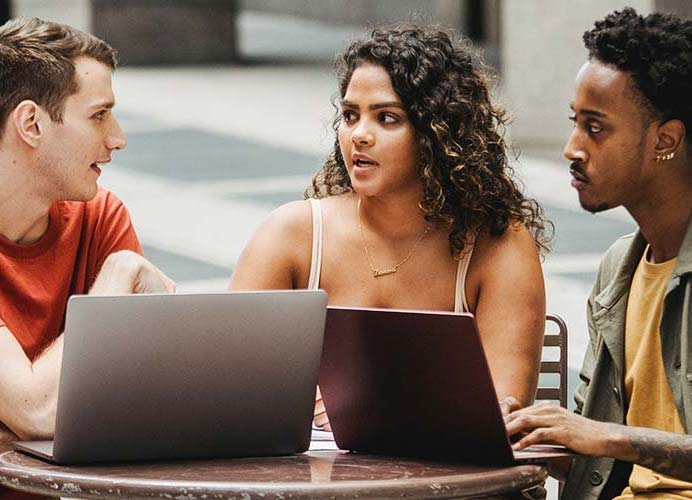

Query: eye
[[378, 112, 399, 124], [342, 109, 357, 123], [568, 114, 577, 124], [93, 110, 107, 121], [586, 121, 603, 135]]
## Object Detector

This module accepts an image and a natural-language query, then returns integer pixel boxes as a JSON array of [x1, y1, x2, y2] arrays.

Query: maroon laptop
[[319, 306, 573, 466]]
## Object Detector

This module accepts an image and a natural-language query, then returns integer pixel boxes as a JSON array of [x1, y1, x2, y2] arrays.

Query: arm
[[0, 251, 174, 440], [504, 403, 692, 481], [471, 224, 546, 410], [230, 201, 322, 424], [0, 329, 62, 440], [229, 201, 312, 291]]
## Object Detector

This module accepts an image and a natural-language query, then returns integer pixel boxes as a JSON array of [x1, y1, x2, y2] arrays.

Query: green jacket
[[562, 217, 692, 500]]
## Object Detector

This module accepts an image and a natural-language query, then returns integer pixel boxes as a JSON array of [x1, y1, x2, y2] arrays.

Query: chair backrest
[[536, 313, 568, 408]]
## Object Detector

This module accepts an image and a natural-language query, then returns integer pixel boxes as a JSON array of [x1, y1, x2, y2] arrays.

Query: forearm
[[0, 329, 62, 440], [90, 250, 139, 295], [0, 422, 17, 444], [608, 423, 692, 481]]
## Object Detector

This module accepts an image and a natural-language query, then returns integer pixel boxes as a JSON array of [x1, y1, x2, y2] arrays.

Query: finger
[[314, 398, 326, 417], [512, 427, 559, 451], [314, 411, 330, 428], [504, 401, 563, 425], [505, 413, 555, 437], [499, 396, 522, 417], [323, 423, 332, 432]]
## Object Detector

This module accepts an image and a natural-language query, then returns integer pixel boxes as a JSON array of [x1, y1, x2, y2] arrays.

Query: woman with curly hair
[[230, 24, 550, 429]]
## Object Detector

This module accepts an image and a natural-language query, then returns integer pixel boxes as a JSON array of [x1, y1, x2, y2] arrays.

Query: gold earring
[[654, 152, 676, 162]]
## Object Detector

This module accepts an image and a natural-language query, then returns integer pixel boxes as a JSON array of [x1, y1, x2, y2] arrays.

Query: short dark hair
[[307, 24, 551, 257], [0, 17, 117, 137], [584, 8, 692, 145]]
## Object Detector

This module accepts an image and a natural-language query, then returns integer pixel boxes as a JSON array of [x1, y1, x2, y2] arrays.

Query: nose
[[106, 116, 127, 152], [351, 120, 374, 147], [563, 128, 586, 164]]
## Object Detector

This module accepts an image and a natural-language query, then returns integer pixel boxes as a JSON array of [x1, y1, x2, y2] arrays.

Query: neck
[[357, 187, 430, 239], [0, 153, 54, 244], [627, 159, 692, 263]]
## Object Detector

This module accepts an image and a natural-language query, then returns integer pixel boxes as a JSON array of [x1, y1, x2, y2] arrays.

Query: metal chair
[[536, 313, 568, 408], [536, 313, 568, 498]]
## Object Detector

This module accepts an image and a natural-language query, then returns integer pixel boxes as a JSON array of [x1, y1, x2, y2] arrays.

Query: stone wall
[[500, 0, 653, 152]]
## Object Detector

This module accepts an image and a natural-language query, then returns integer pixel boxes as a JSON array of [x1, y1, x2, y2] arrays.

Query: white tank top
[[306, 198, 473, 313]]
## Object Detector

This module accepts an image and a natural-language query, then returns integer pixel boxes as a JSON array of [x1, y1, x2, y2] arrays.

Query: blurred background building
[[3, 0, 690, 150]]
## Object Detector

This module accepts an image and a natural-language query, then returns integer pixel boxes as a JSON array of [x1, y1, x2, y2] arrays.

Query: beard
[[580, 200, 611, 214]]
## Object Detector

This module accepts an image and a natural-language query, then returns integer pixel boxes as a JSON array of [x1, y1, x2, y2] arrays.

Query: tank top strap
[[307, 198, 323, 290], [454, 236, 476, 313]]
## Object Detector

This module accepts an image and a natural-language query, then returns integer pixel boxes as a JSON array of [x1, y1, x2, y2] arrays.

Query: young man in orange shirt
[[0, 18, 174, 444], [504, 8, 692, 500]]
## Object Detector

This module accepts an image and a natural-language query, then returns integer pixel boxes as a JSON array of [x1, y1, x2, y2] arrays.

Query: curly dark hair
[[584, 8, 692, 147], [305, 24, 551, 257]]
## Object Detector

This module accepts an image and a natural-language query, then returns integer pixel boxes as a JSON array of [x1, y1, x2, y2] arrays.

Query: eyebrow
[[570, 104, 607, 118], [90, 100, 115, 110], [341, 100, 405, 110]]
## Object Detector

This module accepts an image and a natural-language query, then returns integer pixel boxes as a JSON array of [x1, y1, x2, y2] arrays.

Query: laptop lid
[[42, 290, 326, 464], [319, 306, 565, 466]]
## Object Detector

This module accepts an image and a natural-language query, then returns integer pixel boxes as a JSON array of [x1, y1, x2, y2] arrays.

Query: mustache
[[569, 162, 589, 182]]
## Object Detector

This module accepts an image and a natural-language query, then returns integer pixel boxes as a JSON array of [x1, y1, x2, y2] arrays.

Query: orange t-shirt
[[0, 188, 142, 360]]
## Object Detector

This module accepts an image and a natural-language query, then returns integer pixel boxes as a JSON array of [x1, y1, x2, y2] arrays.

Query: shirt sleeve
[[93, 190, 144, 273]]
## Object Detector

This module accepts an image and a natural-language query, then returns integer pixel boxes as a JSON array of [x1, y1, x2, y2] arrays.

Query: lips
[[352, 154, 379, 168], [569, 163, 589, 183], [90, 163, 102, 175]]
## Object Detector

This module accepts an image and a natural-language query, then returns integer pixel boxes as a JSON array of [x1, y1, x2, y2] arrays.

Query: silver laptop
[[14, 290, 327, 464]]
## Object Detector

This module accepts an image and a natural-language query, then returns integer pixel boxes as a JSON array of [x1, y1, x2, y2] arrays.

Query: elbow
[[7, 399, 56, 441]]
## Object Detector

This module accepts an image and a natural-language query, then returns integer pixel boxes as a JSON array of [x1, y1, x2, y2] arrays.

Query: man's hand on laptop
[[90, 250, 176, 295], [504, 401, 612, 456], [314, 387, 331, 432]]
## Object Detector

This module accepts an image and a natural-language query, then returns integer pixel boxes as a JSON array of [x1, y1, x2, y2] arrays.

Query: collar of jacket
[[595, 213, 692, 310], [589, 214, 692, 378]]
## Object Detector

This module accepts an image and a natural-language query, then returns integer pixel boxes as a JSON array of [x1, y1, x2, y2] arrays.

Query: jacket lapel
[[593, 232, 647, 377]]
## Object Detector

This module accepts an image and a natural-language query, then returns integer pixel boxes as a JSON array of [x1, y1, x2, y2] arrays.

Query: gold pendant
[[373, 268, 397, 278]]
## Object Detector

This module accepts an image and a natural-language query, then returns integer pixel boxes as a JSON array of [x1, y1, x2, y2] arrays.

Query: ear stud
[[654, 152, 676, 162]]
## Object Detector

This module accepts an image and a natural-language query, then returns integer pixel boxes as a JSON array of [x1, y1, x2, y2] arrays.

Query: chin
[[579, 199, 611, 214], [68, 184, 99, 202]]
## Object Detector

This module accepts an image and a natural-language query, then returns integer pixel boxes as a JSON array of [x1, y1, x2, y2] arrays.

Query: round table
[[0, 449, 547, 500]]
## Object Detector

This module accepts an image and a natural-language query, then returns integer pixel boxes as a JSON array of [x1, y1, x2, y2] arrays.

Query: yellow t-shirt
[[614, 246, 692, 500]]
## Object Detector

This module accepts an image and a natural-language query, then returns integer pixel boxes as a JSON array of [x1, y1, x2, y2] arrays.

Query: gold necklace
[[357, 198, 432, 278]]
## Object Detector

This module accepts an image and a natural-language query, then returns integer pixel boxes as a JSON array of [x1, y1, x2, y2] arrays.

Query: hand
[[499, 395, 522, 417], [90, 250, 176, 295], [314, 386, 331, 431], [504, 401, 612, 456]]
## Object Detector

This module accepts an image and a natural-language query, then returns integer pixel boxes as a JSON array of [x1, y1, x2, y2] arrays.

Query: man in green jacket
[[504, 8, 692, 500]]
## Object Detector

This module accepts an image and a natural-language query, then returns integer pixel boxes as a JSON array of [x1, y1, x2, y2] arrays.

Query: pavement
[[101, 7, 637, 437]]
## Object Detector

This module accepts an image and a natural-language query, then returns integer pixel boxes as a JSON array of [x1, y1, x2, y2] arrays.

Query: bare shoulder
[[230, 199, 314, 290], [248, 199, 316, 263], [468, 221, 543, 297], [262, 199, 314, 239], [473, 222, 540, 264]]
